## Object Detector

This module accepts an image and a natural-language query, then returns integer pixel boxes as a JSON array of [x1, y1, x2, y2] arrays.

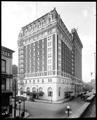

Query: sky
[[1, 2, 96, 83]]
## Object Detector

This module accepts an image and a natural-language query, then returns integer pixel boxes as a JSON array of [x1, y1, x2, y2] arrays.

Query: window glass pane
[[2, 59, 6, 72]]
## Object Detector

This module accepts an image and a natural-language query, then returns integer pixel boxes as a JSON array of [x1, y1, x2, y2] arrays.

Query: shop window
[[26, 87, 30, 95], [39, 87, 43, 92], [32, 87, 36, 92], [48, 87, 53, 96], [20, 87, 23, 95], [59, 87, 61, 96], [26, 87, 30, 92]]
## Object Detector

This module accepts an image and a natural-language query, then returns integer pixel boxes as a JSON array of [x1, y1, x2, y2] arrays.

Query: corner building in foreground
[[18, 8, 83, 102]]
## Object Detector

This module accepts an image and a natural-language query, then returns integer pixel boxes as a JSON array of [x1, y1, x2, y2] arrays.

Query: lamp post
[[94, 52, 96, 89], [13, 75, 17, 118], [18, 100, 22, 117], [21, 100, 25, 118], [67, 106, 70, 117], [37, 85, 38, 99], [23, 100, 25, 116], [65, 105, 72, 117]]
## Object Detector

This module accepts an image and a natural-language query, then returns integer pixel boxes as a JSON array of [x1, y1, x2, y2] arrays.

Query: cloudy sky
[[2, 2, 96, 82]]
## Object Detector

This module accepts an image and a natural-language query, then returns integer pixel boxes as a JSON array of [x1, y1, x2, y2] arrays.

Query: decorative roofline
[[22, 8, 58, 30]]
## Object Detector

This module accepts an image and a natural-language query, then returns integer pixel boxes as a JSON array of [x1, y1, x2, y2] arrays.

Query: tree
[[12, 65, 18, 75], [12, 78, 18, 95], [83, 82, 93, 92], [12, 65, 18, 95]]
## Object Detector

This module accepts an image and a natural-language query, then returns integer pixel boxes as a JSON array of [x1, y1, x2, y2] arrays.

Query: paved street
[[81, 97, 96, 118], [15, 97, 86, 118]]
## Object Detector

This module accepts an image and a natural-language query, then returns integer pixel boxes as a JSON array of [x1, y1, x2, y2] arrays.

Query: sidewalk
[[34, 98, 70, 104]]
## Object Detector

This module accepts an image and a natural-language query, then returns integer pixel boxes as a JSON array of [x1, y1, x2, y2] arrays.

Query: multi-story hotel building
[[18, 8, 83, 102]]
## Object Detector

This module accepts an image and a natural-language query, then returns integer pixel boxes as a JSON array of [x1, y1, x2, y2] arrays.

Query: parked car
[[81, 93, 90, 101]]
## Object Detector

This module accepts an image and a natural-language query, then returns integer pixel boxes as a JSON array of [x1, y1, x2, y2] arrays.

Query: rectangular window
[[48, 41, 52, 47], [42, 79, 44, 83], [48, 36, 52, 41], [33, 79, 35, 83], [1, 59, 6, 73], [48, 65, 52, 71], [1, 78, 6, 91], [48, 59, 52, 64], [48, 78, 52, 82], [48, 53, 52, 58], [37, 79, 39, 83]]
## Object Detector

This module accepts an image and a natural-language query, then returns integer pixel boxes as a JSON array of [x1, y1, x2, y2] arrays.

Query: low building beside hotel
[[18, 8, 83, 102], [1, 46, 14, 116]]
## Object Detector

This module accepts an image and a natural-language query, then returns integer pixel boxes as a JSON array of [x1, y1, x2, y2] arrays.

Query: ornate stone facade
[[18, 8, 83, 102]]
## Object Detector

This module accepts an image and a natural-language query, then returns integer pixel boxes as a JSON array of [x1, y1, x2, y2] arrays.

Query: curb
[[33, 98, 70, 104]]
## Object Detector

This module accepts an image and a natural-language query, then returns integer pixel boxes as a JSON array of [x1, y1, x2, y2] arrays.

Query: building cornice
[[2, 46, 15, 53], [57, 23, 72, 48], [18, 22, 57, 47]]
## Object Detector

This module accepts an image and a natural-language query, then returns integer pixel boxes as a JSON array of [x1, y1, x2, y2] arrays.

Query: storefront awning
[[64, 91, 73, 93]]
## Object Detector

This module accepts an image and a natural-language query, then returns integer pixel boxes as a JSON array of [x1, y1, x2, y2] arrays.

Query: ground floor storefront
[[1, 73, 13, 117], [1, 92, 13, 117], [18, 76, 83, 102]]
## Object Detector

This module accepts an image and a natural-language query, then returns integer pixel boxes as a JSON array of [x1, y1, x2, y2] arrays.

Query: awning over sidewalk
[[65, 91, 73, 93], [13, 96, 27, 101], [23, 91, 44, 96]]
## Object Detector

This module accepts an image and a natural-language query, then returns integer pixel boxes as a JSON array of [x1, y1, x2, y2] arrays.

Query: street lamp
[[21, 100, 25, 118], [37, 85, 38, 99], [23, 100, 25, 116], [13, 75, 17, 118], [18, 100, 22, 117], [65, 105, 72, 117]]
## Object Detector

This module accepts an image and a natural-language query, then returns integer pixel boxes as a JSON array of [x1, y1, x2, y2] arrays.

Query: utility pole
[[94, 52, 96, 90]]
